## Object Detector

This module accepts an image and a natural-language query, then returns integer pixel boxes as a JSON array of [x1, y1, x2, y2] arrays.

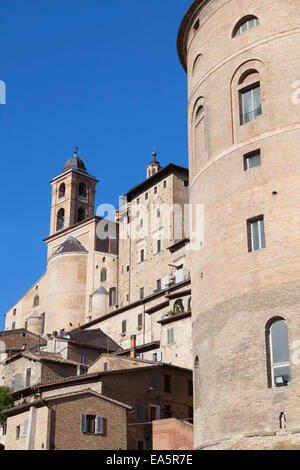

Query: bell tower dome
[[49, 147, 98, 236], [146, 147, 162, 179]]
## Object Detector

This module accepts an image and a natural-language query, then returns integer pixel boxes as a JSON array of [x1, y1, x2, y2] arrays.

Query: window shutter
[[80, 414, 87, 433], [157, 351, 162, 362], [96, 416, 103, 435]]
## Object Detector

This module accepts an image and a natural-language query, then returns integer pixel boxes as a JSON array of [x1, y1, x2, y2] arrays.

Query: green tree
[[0, 387, 13, 425]]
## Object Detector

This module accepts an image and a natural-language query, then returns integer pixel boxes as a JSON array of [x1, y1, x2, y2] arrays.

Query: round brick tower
[[178, 0, 300, 449]]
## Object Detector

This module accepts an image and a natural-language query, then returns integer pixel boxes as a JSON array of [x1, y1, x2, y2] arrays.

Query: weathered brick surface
[[100, 367, 193, 450], [50, 394, 127, 450], [4, 393, 128, 450], [153, 418, 193, 450], [179, 0, 300, 449]]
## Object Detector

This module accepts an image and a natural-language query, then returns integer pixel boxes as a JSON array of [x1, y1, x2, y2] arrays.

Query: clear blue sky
[[0, 0, 191, 329]]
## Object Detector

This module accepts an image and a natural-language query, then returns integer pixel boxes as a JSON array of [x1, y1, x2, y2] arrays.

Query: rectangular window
[[122, 320, 127, 335], [163, 181, 167, 188], [109, 287, 117, 306], [138, 314, 143, 328], [25, 368, 31, 388], [167, 328, 174, 345], [23, 420, 29, 437], [137, 198, 140, 205], [157, 208, 160, 218], [247, 216, 266, 252], [145, 193, 148, 200], [151, 374, 157, 387], [80, 352, 87, 364], [12, 322, 16, 330], [16, 426, 20, 439], [87, 415, 96, 434], [140, 288, 144, 300], [154, 187, 157, 194], [157, 240, 162, 254], [164, 374, 171, 393], [13, 309, 16, 316], [184, 180, 189, 187], [126, 265, 130, 272], [136, 404, 143, 422], [41, 313, 45, 335], [153, 352, 162, 362], [104, 362, 108, 372], [164, 405, 172, 418], [140, 249, 145, 263], [156, 279, 161, 291], [241, 84, 262, 124], [244, 150, 261, 170]]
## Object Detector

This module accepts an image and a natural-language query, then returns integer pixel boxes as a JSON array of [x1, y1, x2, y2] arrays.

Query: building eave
[[177, 0, 208, 72]]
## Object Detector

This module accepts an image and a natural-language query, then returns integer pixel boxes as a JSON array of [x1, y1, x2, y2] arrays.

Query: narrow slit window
[[248, 216, 266, 252]]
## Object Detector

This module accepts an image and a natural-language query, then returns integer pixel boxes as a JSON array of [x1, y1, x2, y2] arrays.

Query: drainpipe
[[130, 335, 137, 359], [26, 405, 37, 450]]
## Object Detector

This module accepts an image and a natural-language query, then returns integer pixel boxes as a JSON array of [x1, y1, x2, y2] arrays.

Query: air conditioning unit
[[175, 268, 190, 284]]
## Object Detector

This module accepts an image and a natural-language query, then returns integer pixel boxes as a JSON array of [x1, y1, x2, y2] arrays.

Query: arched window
[[193, 100, 206, 174], [173, 299, 184, 314], [101, 268, 107, 283], [58, 183, 65, 199], [77, 208, 85, 223], [57, 209, 65, 230], [79, 183, 87, 199], [233, 16, 259, 37], [238, 70, 262, 124], [266, 318, 291, 388], [195, 105, 204, 125], [192, 54, 202, 75], [33, 296, 39, 307]]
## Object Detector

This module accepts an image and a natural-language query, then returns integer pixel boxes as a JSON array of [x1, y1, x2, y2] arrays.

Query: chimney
[[130, 335, 136, 359]]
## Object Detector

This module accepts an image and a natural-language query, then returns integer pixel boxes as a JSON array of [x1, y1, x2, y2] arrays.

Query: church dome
[[61, 147, 88, 175], [50, 237, 88, 260]]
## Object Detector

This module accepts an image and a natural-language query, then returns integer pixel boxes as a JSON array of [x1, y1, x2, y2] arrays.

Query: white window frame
[[269, 320, 291, 388], [249, 217, 265, 252]]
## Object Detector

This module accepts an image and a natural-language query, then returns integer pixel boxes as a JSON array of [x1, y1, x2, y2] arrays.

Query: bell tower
[[146, 147, 162, 179], [49, 147, 98, 236]]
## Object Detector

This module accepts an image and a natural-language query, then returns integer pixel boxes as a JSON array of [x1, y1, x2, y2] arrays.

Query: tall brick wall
[[178, 0, 300, 449]]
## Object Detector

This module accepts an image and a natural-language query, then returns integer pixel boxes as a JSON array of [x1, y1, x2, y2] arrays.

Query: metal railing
[[242, 105, 262, 124]]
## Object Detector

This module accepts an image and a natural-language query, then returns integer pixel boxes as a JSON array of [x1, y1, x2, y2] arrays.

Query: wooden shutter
[[80, 414, 87, 433], [96, 416, 103, 435]]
